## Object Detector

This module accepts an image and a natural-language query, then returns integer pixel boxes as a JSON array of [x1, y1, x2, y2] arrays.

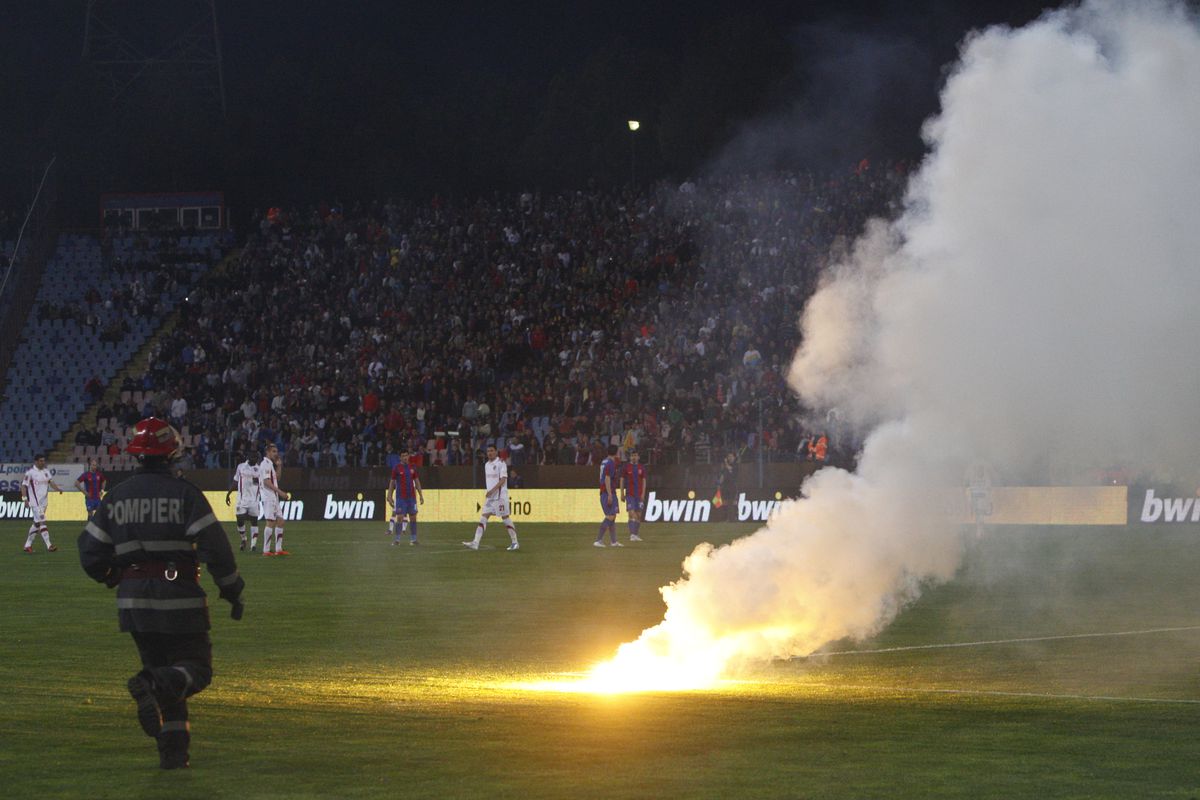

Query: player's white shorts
[[261, 495, 282, 520], [482, 496, 509, 517], [28, 504, 47, 525]]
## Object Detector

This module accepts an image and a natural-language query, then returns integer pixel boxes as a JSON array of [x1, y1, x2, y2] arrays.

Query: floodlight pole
[[627, 120, 640, 186], [83, 0, 228, 119]]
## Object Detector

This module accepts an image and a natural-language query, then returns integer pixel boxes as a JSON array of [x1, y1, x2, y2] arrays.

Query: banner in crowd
[[1, 485, 1139, 525]]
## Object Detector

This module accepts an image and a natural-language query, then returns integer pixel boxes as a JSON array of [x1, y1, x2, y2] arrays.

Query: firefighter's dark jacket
[[78, 462, 244, 633]]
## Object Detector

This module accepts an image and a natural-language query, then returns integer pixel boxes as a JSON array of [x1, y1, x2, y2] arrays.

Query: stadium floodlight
[[627, 121, 641, 184]]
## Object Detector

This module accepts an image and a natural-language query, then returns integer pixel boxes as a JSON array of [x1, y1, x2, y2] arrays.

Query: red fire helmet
[[126, 417, 182, 458]]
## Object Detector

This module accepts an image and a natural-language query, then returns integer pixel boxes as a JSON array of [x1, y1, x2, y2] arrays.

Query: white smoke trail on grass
[[591, 0, 1200, 687]]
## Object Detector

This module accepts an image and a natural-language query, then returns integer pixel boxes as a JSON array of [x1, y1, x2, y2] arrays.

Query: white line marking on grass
[[387, 545, 488, 554], [290, 540, 493, 549], [804, 683, 1200, 706], [376, 543, 499, 553], [424, 546, 500, 554], [798, 625, 1200, 659]]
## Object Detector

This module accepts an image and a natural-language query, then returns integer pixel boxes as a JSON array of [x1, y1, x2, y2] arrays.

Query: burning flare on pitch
[[579, 621, 730, 693], [528, 617, 734, 693], [578, 457, 954, 691]]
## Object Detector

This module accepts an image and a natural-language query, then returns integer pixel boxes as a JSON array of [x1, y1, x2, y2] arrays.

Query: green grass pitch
[[3, 519, 1200, 798]]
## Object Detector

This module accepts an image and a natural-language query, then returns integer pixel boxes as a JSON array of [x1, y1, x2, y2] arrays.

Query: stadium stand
[[115, 169, 903, 469], [1, 168, 904, 471], [0, 230, 228, 464]]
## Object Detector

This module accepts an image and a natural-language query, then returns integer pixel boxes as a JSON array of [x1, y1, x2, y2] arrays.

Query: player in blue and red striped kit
[[620, 449, 647, 543], [74, 458, 107, 518], [387, 449, 424, 545], [594, 445, 621, 547]]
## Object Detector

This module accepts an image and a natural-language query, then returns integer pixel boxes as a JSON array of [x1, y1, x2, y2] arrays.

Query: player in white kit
[[463, 445, 519, 551], [259, 444, 291, 556], [225, 452, 261, 551], [21, 455, 63, 553], [964, 459, 995, 539]]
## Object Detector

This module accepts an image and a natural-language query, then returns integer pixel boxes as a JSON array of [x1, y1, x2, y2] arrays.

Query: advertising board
[[0, 463, 86, 494], [5, 486, 1133, 525], [1128, 486, 1200, 524]]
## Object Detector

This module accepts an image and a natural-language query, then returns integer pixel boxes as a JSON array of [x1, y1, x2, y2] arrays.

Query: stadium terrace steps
[[48, 316, 180, 465], [0, 232, 227, 464], [49, 246, 241, 466]]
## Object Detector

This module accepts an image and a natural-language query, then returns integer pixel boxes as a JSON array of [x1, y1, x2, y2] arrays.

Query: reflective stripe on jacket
[[78, 464, 244, 633]]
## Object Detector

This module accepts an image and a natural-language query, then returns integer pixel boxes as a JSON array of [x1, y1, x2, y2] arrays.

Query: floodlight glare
[[627, 120, 640, 131]]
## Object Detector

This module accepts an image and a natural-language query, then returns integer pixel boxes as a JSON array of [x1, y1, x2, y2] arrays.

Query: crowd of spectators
[[38, 232, 214, 344], [81, 166, 906, 468]]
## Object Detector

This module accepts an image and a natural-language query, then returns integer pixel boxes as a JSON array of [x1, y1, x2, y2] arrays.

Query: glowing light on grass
[[560, 639, 726, 693], [560, 461, 957, 691], [511, 645, 727, 694], [514, 604, 831, 694], [509, 609, 744, 693]]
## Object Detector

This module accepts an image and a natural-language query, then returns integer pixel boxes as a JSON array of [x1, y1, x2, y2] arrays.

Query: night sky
[[2, 1, 1058, 221]]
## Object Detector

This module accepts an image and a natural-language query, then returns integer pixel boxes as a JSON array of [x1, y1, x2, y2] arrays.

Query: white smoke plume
[[595, 0, 1200, 685]]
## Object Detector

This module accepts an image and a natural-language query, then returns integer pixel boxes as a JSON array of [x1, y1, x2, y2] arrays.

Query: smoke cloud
[[600, 0, 1200, 681], [708, 23, 938, 174]]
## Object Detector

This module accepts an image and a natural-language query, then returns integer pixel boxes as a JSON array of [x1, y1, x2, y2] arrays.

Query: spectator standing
[[298, 428, 319, 467], [809, 433, 828, 463], [714, 451, 739, 523], [508, 434, 526, 466], [169, 392, 188, 427]]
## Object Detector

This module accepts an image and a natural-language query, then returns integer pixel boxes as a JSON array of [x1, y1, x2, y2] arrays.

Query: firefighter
[[78, 417, 245, 769]]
